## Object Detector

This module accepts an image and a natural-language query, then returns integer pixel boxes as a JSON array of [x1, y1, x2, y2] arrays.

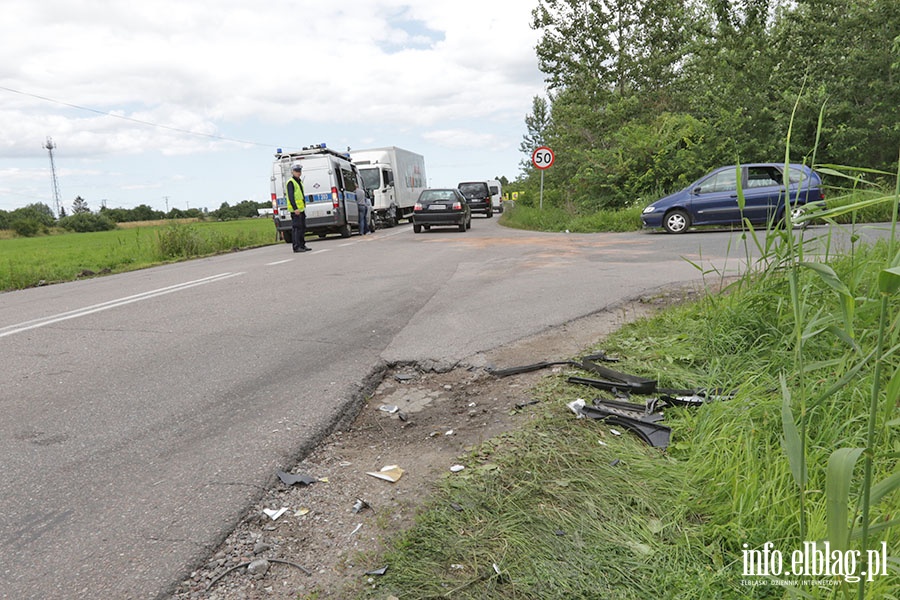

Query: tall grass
[[0, 219, 277, 291]]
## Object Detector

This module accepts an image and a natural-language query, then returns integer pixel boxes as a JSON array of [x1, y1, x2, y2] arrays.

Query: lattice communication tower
[[43, 137, 62, 217]]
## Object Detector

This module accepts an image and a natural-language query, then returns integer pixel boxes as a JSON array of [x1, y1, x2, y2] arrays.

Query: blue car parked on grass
[[641, 163, 825, 234]]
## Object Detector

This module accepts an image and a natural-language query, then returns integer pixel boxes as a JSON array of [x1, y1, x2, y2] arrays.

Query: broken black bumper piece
[[578, 404, 672, 449]]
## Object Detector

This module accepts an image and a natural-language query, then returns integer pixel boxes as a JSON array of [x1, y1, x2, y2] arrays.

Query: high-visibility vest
[[285, 177, 305, 212]]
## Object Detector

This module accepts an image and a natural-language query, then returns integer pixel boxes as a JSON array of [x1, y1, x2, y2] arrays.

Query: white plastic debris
[[567, 398, 586, 418], [450, 465, 465, 473], [262, 507, 288, 521], [610, 429, 622, 436]]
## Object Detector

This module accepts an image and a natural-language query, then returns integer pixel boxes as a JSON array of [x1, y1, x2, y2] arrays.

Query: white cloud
[[0, 1, 545, 212]]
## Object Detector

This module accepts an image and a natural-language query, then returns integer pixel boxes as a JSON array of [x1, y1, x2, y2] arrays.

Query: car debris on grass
[[495, 353, 733, 450]]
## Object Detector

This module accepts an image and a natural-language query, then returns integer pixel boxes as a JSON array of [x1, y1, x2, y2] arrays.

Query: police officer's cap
[[291, 163, 303, 173]]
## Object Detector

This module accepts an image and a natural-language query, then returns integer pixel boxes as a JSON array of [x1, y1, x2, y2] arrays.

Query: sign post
[[531, 146, 555, 210]]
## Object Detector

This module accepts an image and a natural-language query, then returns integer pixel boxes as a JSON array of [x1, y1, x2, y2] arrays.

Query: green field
[[0, 219, 279, 292]]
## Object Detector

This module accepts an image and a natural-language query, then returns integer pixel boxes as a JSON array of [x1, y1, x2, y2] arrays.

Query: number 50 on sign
[[532, 146, 555, 170]]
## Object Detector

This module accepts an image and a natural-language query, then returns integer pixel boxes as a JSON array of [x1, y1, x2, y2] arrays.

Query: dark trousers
[[358, 204, 368, 235], [291, 211, 307, 250]]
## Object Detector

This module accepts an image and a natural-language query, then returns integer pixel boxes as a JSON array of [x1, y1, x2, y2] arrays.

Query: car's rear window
[[420, 190, 456, 202], [458, 182, 488, 198], [787, 166, 813, 184]]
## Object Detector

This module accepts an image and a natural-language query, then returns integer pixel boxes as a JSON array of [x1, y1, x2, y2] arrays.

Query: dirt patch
[[172, 283, 705, 600]]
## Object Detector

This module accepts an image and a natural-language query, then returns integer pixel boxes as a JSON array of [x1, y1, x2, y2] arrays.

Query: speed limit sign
[[532, 146, 555, 170]]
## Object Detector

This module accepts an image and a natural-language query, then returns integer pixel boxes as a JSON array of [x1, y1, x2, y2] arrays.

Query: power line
[[0, 84, 279, 148]]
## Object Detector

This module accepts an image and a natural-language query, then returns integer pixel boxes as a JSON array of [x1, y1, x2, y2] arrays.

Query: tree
[[531, 0, 691, 100], [519, 95, 552, 170], [72, 196, 90, 214], [770, 0, 900, 169], [528, 0, 697, 209], [131, 204, 165, 221]]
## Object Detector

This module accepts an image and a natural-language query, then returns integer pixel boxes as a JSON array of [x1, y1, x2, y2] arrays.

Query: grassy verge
[[355, 217, 899, 597], [500, 204, 643, 232], [0, 219, 278, 291]]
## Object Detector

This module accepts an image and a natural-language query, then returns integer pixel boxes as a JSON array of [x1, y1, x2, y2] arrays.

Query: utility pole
[[43, 137, 62, 217]]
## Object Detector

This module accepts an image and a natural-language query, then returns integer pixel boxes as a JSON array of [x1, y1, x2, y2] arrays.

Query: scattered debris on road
[[276, 470, 318, 486], [366, 464, 405, 483]]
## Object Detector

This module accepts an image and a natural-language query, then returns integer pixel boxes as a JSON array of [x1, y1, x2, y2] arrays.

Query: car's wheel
[[282, 231, 292, 244], [413, 223, 422, 233], [663, 209, 691, 234], [339, 223, 351, 238], [788, 204, 809, 229]]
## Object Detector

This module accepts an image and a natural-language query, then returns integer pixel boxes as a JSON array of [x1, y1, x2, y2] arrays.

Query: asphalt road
[[0, 218, 882, 599]]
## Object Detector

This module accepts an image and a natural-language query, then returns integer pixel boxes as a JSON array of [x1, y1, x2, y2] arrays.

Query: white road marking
[[0, 272, 243, 338]]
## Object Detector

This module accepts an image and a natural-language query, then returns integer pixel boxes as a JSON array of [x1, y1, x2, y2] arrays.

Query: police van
[[270, 144, 374, 242]]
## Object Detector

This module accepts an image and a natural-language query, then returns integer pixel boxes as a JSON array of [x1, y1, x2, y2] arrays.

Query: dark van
[[457, 181, 493, 218]]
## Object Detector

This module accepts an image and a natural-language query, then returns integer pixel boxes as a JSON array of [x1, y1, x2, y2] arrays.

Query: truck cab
[[351, 147, 426, 228], [270, 145, 372, 242]]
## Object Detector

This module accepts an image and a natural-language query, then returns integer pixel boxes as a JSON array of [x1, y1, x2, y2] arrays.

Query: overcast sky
[[0, 1, 546, 214]]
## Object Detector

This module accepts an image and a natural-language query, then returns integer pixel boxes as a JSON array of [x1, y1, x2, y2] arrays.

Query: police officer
[[286, 163, 311, 252]]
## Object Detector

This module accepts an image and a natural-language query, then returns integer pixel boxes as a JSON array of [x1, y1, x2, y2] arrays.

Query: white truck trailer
[[350, 147, 426, 227]]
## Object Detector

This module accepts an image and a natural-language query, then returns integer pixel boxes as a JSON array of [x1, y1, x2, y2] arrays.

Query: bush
[[11, 218, 42, 237], [58, 213, 117, 233], [12, 204, 56, 228], [155, 223, 205, 258]]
